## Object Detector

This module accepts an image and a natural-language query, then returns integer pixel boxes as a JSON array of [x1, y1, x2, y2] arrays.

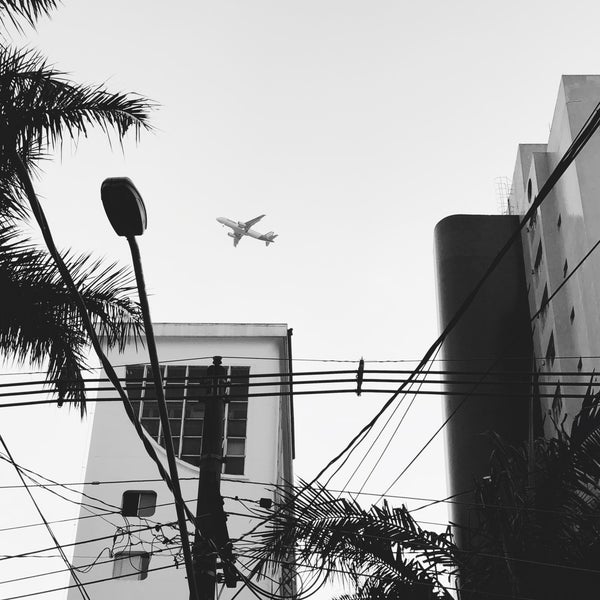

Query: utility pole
[[192, 356, 236, 600]]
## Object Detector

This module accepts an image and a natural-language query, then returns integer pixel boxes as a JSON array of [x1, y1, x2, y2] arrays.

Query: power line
[[350, 346, 444, 498], [0, 386, 598, 411], [0, 366, 597, 391], [306, 96, 600, 493], [376, 228, 600, 502], [0, 436, 90, 600], [0, 521, 176, 562], [0, 544, 180, 587], [2, 353, 600, 379], [1, 562, 179, 600]]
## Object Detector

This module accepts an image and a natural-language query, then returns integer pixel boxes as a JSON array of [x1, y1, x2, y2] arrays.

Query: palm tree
[[0, 1, 154, 411], [463, 381, 600, 599], [244, 482, 459, 600]]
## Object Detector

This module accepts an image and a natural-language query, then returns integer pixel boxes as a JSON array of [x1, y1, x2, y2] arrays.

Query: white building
[[509, 75, 600, 433], [67, 323, 294, 599]]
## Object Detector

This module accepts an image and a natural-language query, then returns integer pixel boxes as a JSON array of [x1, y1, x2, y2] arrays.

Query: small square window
[[227, 438, 245, 456], [225, 457, 245, 475], [122, 491, 157, 517], [112, 552, 150, 580]]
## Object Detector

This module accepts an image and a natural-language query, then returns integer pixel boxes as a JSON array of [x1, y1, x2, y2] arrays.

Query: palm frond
[[0, 45, 155, 165], [0, 0, 59, 30], [0, 221, 142, 414], [244, 481, 457, 599]]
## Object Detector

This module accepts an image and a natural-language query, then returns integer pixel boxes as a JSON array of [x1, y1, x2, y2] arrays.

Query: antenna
[[494, 176, 513, 215]]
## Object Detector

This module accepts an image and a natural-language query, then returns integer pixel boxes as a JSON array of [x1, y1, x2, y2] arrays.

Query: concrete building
[[67, 323, 294, 600], [434, 74, 600, 555], [434, 214, 532, 550], [509, 75, 600, 433]]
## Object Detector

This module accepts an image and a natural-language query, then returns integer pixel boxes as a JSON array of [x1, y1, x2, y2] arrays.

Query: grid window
[[126, 364, 249, 475], [112, 552, 150, 580], [122, 491, 157, 517]]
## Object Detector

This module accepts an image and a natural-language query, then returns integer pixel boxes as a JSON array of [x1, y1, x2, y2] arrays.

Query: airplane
[[216, 214, 278, 247]]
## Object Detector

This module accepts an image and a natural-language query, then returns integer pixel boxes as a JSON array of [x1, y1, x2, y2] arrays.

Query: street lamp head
[[101, 177, 147, 237]]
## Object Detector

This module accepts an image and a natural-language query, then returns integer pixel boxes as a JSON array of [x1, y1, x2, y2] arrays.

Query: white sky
[[1, 0, 600, 597]]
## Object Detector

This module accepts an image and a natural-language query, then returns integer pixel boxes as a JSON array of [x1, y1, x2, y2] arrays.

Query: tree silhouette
[[0, 1, 154, 411]]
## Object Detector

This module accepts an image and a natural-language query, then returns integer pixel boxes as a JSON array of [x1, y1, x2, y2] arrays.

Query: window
[[125, 364, 249, 475], [527, 178, 533, 203], [570, 307, 575, 323], [578, 357, 583, 372], [122, 491, 157, 517], [563, 259, 568, 278], [112, 552, 150, 580], [533, 241, 543, 274], [557, 214, 562, 229], [539, 284, 549, 326], [546, 333, 556, 368]]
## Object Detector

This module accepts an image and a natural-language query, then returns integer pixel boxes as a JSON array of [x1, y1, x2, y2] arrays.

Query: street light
[[100, 177, 199, 599], [100, 177, 147, 237]]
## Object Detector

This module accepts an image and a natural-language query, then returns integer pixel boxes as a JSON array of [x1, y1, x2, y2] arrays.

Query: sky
[[2, 0, 600, 597]]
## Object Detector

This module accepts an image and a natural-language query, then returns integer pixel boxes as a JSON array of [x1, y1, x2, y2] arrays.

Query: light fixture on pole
[[101, 177, 199, 599]]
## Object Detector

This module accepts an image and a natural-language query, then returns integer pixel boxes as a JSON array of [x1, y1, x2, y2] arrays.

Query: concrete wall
[[67, 323, 293, 600]]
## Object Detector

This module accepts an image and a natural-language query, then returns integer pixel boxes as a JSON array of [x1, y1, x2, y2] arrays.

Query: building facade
[[509, 75, 600, 433], [434, 74, 600, 559], [67, 323, 294, 600]]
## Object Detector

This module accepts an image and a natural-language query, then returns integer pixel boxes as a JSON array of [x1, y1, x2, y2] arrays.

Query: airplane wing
[[242, 214, 265, 230]]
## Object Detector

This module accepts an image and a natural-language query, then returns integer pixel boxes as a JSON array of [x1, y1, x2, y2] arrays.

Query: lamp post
[[100, 177, 199, 599]]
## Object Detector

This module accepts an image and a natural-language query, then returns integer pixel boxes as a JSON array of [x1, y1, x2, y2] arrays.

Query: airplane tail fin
[[265, 232, 277, 247]]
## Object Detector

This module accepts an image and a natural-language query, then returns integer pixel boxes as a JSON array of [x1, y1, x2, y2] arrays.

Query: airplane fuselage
[[216, 217, 266, 241], [216, 216, 278, 247]]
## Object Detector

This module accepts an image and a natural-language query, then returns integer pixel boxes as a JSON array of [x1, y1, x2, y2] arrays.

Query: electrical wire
[[0, 521, 176, 562], [347, 346, 443, 498], [304, 95, 600, 493], [0, 435, 90, 600], [0, 543, 180, 587], [0, 367, 597, 393], [4, 353, 600, 379], [375, 225, 600, 503], [12, 153, 201, 596], [1, 562, 179, 600]]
